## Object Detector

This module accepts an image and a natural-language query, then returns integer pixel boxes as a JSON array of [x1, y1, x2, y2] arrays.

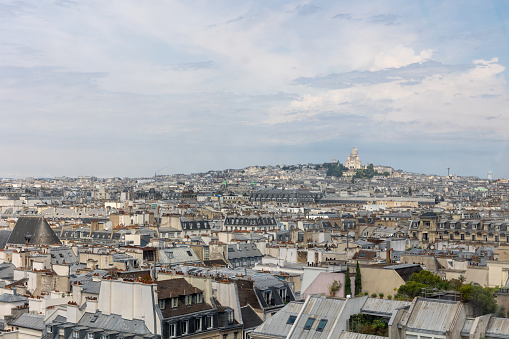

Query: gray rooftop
[[361, 298, 411, 317], [8, 313, 45, 330], [78, 311, 150, 334], [252, 301, 303, 337]]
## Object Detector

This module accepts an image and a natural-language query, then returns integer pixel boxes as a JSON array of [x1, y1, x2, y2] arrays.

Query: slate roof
[[240, 305, 263, 329], [8, 313, 45, 330], [7, 217, 61, 245], [0, 293, 27, 303], [78, 311, 150, 334], [0, 230, 12, 249], [0, 263, 15, 280], [81, 281, 101, 295]]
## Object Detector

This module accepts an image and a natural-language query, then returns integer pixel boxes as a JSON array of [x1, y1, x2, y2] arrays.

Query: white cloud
[[266, 58, 509, 141], [370, 45, 433, 71]]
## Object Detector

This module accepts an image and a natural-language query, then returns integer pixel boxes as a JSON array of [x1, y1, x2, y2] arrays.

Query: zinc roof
[[405, 298, 461, 334], [486, 317, 509, 338], [361, 298, 411, 317], [289, 297, 346, 339], [252, 301, 303, 337], [78, 312, 150, 334], [8, 313, 44, 330], [338, 332, 387, 339]]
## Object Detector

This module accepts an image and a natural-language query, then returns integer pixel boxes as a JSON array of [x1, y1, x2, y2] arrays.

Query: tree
[[459, 284, 497, 315], [345, 266, 352, 296], [398, 281, 428, 298], [355, 261, 362, 295], [397, 270, 450, 298]]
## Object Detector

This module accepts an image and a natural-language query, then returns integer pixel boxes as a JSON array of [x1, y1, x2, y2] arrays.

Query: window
[[169, 323, 176, 338], [472, 235, 476, 241], [227, 310, 234, 323], [316, 319, 328, 332], [187, 251, 193, 256], [304, 317, 315, 330], [223, 335, 228, 339], [496, 236, 500, 242], [195, 317, 202, 332], [263, 291, 272, 305], [197, 293, 203, 304], [484, 235, 488, 242], [172, 298, 178, 308], [185, 295, 192, 305], [287, 315, 297, 324], [159, 299, 165, 309], [450, 234, 454, 240], [206, 315, 213, 329], [101, 335, 108, 339], [181, 320, 188, 335], [460, 234, 465, 240], [87, 333, 94, 339], [279, 288, 287, 301], [73, 331, 79, 339]]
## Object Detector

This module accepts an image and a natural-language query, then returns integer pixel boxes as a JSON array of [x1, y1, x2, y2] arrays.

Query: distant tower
[[488, 171, 493, 181], [346, 146, 362, 170]]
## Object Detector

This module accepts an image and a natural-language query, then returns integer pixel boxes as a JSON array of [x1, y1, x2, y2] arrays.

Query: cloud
[[370, 46, 433, 71], [369, 14, 400, 25], [268, 58, 509, 142]]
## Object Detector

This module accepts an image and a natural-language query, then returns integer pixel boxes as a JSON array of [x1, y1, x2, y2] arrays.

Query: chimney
[[386, 248, 392, 263]]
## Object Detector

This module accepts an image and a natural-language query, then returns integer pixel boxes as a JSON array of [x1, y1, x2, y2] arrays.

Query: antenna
[[447, 167, 450, 176]]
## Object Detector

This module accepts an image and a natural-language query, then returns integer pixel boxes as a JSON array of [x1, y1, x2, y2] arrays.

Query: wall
[[97, 279, 161, 335], [360, 267, 405, 297]]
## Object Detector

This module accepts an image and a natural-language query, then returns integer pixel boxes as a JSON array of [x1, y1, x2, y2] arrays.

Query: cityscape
[[1, 1, 509, 339], [0, 147, 507, 338]]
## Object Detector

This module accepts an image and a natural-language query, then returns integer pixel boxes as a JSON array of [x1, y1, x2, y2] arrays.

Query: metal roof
[[252, 301, 304, 337], [486, 317, 509, 338], [289, 297, 346, 339], [78, 311, 150, 334], [361, 298, 411, 318], [8, 313, 44, 330], [0, 293, 27, 303], [338, 332, 387, 339], [404, 298, 462, 335]]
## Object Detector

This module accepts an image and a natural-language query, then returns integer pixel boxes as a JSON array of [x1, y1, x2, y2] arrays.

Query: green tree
[[355, 261, 362, 295], [398, 281, 428, 298], [345, 266, 352, 296], [459, 284, 497, 315], [397, 270, 450, 298]]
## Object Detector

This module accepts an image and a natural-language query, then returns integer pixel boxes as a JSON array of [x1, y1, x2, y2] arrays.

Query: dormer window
[[159, 299, 165, 310], [279, 288, 287, 301], [172, 298, 178, 308], [263, 290, 272, 305], [227, 309, 234, 324], [185, 295, 192, 306], [197, 293, 203, 304]]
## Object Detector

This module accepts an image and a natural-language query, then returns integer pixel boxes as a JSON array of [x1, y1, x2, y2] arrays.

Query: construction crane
[[154, 166, 168, 178]]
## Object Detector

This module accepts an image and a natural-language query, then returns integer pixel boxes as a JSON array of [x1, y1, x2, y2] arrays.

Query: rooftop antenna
[[447, 167, 450, 177]]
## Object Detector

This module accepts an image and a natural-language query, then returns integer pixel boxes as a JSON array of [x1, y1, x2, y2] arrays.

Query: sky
[[1, 0, 509, 179]]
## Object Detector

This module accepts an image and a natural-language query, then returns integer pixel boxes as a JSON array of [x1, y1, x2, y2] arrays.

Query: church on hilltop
[[346, 146, 362, 170]]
